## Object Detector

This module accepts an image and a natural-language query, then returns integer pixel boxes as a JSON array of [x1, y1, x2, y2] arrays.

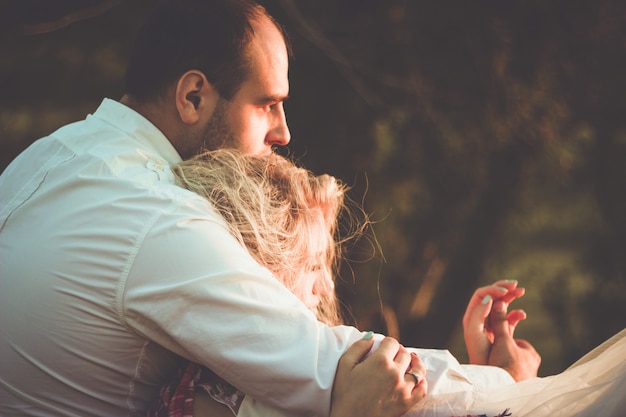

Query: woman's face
[[300, 263, 334, 311], [300, 219, 335, 311]]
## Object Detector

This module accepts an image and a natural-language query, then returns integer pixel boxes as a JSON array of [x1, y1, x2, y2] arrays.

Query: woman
[[152, 149, 625, 417], [174, 149, 345, 325], [149, 148, 427, 417]]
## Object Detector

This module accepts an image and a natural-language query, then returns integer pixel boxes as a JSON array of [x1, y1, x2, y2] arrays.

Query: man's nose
[[266, 104, 291, 146]]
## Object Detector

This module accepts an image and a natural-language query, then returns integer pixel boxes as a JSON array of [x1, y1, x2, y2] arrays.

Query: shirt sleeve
[[121, 195, 363, 416]]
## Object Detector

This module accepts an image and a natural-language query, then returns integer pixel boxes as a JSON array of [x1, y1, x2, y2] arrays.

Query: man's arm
[[123, 198, 367, 415], [218, 336, 428, 417]]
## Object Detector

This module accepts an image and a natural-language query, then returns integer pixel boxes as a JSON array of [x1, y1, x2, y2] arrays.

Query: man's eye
[[259, 102, 281, 114]]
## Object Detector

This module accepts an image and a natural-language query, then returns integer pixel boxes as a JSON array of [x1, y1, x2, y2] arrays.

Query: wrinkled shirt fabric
[[0, 98, 362, 417]]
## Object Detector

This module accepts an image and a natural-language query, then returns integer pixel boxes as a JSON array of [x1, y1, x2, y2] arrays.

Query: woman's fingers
[[332, 337, 427, 417], [405, 351, 428, 402], [463, 281, 525, 325], [463, 279, 527, 365], [405, 352, 425, 387], [463, 293, 494, 364], [338, 334, 376, 371]]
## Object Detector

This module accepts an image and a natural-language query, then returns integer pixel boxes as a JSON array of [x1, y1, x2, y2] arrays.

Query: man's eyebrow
[[258, 94, 290, 104]]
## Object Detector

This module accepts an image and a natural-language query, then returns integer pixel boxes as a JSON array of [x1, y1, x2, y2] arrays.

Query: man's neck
[[120, 94, 177, 142]]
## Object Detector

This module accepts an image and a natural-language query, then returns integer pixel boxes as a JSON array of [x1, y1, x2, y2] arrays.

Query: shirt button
[[147, 159, 166, 172]]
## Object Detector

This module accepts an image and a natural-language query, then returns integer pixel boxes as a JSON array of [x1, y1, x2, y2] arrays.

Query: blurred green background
[[2, 0, 625, 376]]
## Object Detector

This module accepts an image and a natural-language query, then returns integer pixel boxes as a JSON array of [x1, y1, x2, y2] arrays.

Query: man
[[0, 1, 538, 416]]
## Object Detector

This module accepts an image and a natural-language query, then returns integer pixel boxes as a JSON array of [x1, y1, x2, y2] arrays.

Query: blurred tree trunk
[[401, 140, 537, 348]]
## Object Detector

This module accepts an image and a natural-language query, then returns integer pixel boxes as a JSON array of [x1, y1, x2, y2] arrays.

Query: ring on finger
[[406, 369, 422, 385]]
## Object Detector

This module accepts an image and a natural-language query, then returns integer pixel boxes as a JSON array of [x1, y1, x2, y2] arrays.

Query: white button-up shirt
[[0, 99, 363, 417]]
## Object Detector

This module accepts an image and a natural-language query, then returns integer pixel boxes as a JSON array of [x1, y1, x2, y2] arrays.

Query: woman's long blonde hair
[[174, 149, 348, 325]]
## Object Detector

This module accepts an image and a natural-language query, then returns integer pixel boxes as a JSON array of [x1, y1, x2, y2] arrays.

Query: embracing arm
[[195, 336, 427, 417], [123, 200, 397, 416]]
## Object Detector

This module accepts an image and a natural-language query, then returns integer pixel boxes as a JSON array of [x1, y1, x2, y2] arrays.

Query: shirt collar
[[91, 98, 183, 166]]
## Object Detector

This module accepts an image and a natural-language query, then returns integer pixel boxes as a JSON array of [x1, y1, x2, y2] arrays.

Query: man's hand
[[463, 280, 527, 365], [488, 299, 541, 381], [330, 336, 427, 417]]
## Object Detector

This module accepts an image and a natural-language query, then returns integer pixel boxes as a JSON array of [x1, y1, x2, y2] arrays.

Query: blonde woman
[[149, 149, 427, 417], [175, 149, 348, 326], [152, 149, 626, 417]]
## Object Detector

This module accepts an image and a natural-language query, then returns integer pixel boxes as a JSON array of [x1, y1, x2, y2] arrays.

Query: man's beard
[[199, 97, 238, 153]]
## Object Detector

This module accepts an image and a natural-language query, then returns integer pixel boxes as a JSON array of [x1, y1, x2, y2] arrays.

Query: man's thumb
[[489, 300, 510, 337]]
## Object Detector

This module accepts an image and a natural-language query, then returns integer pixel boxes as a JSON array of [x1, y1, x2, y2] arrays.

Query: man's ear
[[175, 70, 218, 125]]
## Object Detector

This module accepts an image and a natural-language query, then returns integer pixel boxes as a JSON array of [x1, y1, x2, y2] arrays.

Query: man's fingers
[[515, 338, 536, 351], [489, 299, 511, 338], [506, 309, 527, 334]]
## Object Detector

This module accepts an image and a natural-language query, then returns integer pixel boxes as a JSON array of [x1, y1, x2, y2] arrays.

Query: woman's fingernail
[[497, 286, 508, 292], [507, 279, 517, 284], [362, 331, 373, 340], [482, 295, 492, 305]]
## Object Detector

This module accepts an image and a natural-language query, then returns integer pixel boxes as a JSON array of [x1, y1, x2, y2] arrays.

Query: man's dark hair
[[124, 0, 285, 102]]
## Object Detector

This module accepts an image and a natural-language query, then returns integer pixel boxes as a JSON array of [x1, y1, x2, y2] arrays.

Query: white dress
[[405, 329, 626, 417]]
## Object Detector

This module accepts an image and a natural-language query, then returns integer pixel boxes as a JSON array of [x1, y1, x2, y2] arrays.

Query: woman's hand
[[462, 280, 527, 365], [330, 335, 427, 417]]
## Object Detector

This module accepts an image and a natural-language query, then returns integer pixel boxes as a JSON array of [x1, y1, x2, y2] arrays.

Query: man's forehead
[[243, 24, 290, 101]]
